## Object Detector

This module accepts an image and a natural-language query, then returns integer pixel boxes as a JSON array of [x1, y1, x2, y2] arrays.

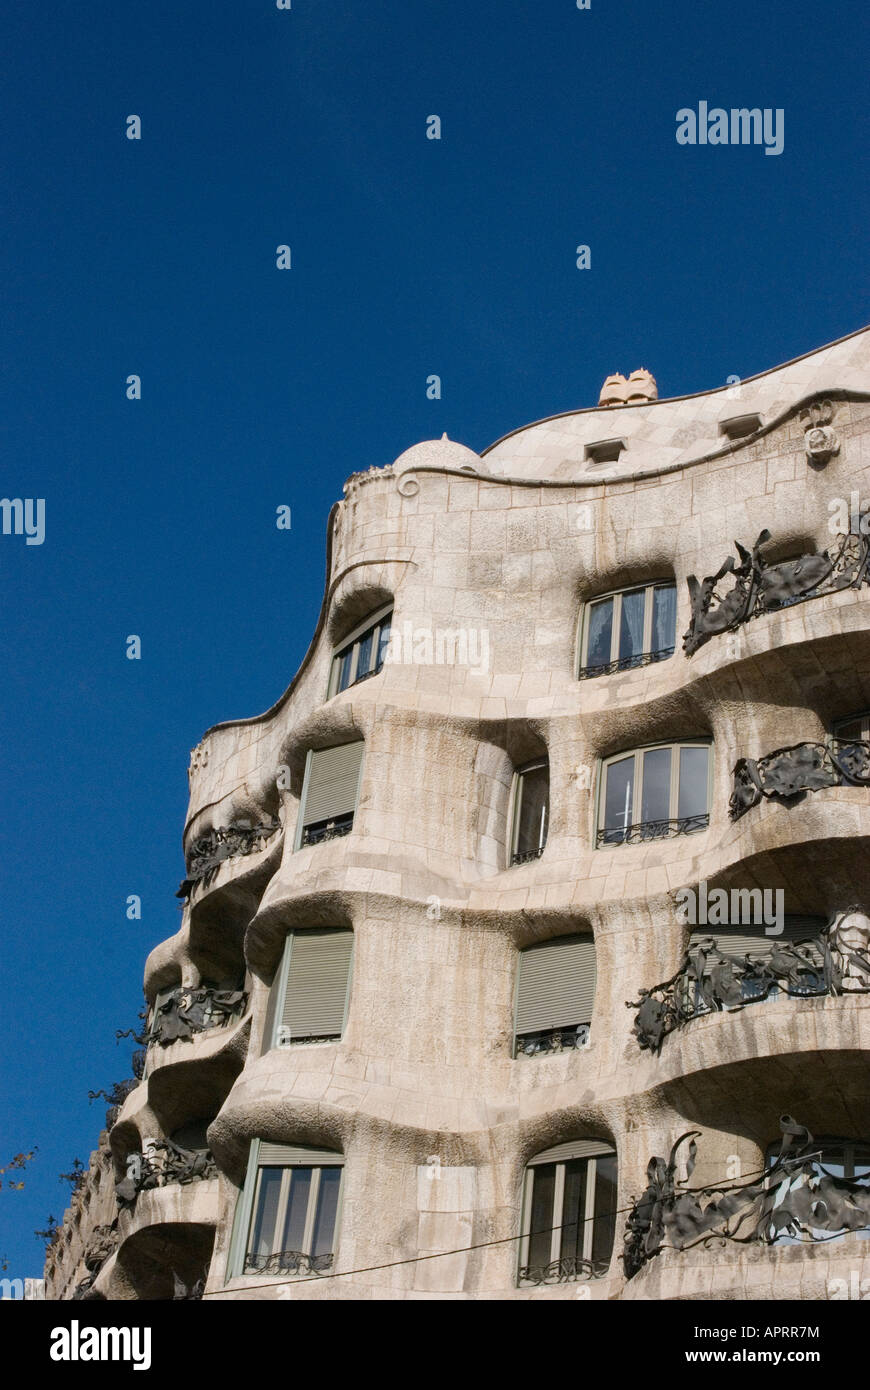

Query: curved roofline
[[480, 322, 870, 457]]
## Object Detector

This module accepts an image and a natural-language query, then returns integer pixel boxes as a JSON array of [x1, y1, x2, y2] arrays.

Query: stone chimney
[[598, 369, 658, 406]]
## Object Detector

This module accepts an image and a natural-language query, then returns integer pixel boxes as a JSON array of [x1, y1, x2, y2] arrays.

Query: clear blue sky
[[1, 0, 867, 1278]]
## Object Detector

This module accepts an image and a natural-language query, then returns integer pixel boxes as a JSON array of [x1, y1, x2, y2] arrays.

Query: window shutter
[[257, 1142, 344, 1166], [515, 934, 597, 1034], [279, 929, 353, 1040], [302, 743, 364, 827], [530, 1139, 613, 1165], [688, 915, 826, 967]]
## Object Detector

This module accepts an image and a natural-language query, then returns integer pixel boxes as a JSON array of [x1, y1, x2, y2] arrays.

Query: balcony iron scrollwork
[[684, 527, 870, 657], [628, 910, 870, 1054], [730, 739, 870, 820], [242, 1250, 334, 1276], [72, 1221, 119, 1300], [300, 816, 353, 847], [624, 1116, 870, 1279], [177, 818, 282, 898], [115, 1142, 217, 1209], [516, 1024, 591, 1057], [578, 646, 675, 681], [511, 847, 545, 866], [518, 1255, 609, 1285], [597, 813, 709, 848], [146, 986, 247, 1048]]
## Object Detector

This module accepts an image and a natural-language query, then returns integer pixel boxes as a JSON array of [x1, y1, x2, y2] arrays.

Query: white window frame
[[508, 758, 549, 866], [577, 580, 676, 676], [327, 604, 393, 698], [226, 1140, 345, 1281], [595, 739, 712, 845], [518, 1148, 615, 1280]]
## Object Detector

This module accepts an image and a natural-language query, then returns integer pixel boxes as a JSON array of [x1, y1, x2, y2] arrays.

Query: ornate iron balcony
[[624, 1117, 870, 1279], [629, 910, 870, 1053], [115, 1142, 217, 1209], [683, 526, 870, 657], [515, 1024, 590, 1057], [300, 816, 354, 847], [146, 985, 247, 1049], [518, 1254, 609, 1285], [597, 813, 709, 848], [242, 1250, 334, 1277], [510, 846, 545, 866], [177, 818, 282, 898], [730, 739, 870, 820], [578, 646, 674, 681]]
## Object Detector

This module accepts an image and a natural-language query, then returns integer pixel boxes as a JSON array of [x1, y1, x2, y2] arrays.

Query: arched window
[[597, 740, 711, 846], [229, 1142, 345, 1279], [328, 605, 392, 697], [509, 759, 549, 865], [518, 1139, 617, 1285], [578, 582, 676, 680]]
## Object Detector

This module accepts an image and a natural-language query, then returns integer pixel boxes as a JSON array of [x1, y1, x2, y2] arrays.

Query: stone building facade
[[47, 326, 870, 1300]]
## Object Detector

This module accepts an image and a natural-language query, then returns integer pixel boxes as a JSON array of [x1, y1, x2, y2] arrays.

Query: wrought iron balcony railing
[[510, 846, 545, 866], [518, 1254, 609, 1285], [146, 985, 247, 1049], [177, 818, 282, 898], [300, 815, 354, 847], [115, 1142, 217, 1209], [578, 646, 675, 681], [515, 1023, 590, 1057], [730, 739, 870, 820], [597, 812, 709, 848], [628, 911, 870, 1053], [624, 1117, 870, 1279], [242, 1250, 334, 1277]]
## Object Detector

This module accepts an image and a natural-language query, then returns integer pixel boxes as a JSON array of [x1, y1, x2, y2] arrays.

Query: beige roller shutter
[[515, 934, 597, 1035], [689, 915, 825, 968], [279, 929, 354, 1040], [258, 1142, 344, 1166], [302, 743, 364, 828], [530, 1138, 614, 1165]]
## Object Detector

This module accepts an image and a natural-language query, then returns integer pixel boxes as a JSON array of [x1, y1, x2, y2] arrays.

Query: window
[[686, 915, 826, 1011], [518, 1140, 617, 1285], [230, 1142, 344, 1279], [597, 741, 711, 846], [514, 934, 596, 1056], [328, 606, 392, 697], [296, 742, 364, 848], [833, 712, 870, 742], [263, 928, 353, 1052], [579, 582, 676, 680], [510, 760, 549, 865]]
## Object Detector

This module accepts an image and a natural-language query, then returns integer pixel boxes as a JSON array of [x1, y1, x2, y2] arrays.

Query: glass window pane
[[618, 589, 646, 663], [356, 630, 374, 680], [250, 1168, 283, 1258], [641, 747, 672, 824], [375, 617, 392, 672], [585, 600, 613, 668], [836, 717, 865, 742], [312, 1168, 342, 1257], [560, 1159, 588, 1263], [527, 1164, 556, 1273], [280, 1168, 312, 1254], [515, 763, 549, 855], [603, 756, 634, 842], [652, 584, 677, 653], [678, 746, 710, 820], [591, 1154, 618, 1266], [335, 647, 354, 694]]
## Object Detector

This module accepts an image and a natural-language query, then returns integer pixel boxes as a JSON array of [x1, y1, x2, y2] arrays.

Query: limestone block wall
[[49, 327, 870, 1299]]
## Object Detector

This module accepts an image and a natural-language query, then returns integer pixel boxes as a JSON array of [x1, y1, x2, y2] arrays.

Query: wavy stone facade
[[47, 326, 870, 1300]]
